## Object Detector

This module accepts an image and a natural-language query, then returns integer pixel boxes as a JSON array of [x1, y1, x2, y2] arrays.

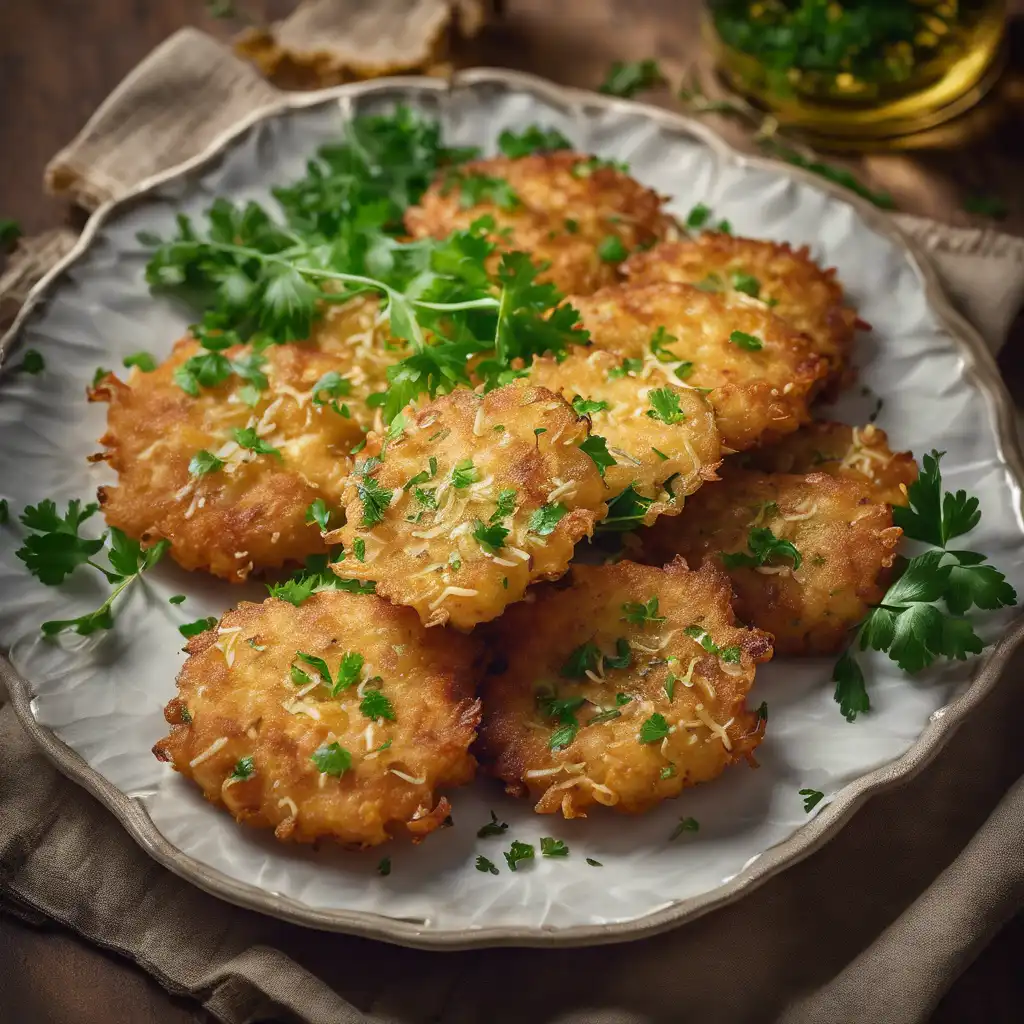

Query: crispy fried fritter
[[478, 560, 771, 818], [331, 383, 609, 630], [528, 347, 722, 524], [568, 281, 829, 451], [153, 590, 481, 848], [635, 470, 902, 655], [405, 152, 671, 295], [624, 234, 860, 389], [741, 421, 917, 505], [90, 298, 397, 582]]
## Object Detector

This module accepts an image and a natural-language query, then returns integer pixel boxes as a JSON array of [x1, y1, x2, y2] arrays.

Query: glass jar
[[704, 1, 1007, 143]]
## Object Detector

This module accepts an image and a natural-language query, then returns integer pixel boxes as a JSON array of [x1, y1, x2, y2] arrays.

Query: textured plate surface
[[1, 70, 1023, 948]]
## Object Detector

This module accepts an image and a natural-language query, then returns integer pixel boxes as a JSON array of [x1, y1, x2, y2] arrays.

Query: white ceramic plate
[[2, 70, 1023, 949]]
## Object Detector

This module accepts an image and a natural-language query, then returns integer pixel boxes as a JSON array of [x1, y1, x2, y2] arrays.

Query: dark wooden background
[[1, 2, 1023, 1022]]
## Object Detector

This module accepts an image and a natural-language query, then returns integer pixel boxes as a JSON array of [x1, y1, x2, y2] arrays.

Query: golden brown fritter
[[478, 559, 771, 818], [634, 470, 902, 655], [623, 234, 861, 389], [153, 590, 481, 848], [568, 282, 828, 452], [404, 152, 671, 295], [741, 421, 917, 506], [90, 298, 397, 582], [528, 347, 722, 524], [330, 383, 609, 630]]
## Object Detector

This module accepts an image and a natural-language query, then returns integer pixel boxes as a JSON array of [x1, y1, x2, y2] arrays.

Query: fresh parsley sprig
[[14, 500, 170, 635], [833, 451, 1016, 722]]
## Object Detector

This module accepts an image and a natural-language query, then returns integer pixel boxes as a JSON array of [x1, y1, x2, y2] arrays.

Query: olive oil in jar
[[705, 1, 1007, 142]]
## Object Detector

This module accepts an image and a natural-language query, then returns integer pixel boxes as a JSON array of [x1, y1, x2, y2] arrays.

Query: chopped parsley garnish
[[721, 526, 802, 571], [800, 788, 825, 812], [586, 857, 603, 867], [352, 538, 366, 562], [377, 856, 391, 876], [15, 349, 45, 374], [310, 742, 352, 777], [621, 596, 665, 626], [528, 502, 567, 536], [560, 641, 601, 678], [731, 272, 760, 298], [15, 500, 170, 635], [564, 218, 579, 233], [588, 709, 622, 726], [357, 476, 393, 527], [497, 125, 572, 157], [639, 713, 670, 744], [476, 855, 500, 875], [179, 706, 192, 724], [646, 388, 685, 425], [683, 624, 741, 663], [579, 434, 615, 477], [169, 594, 186, 605], [490, 488, 517, 522], [188, 449, 224, 476], [540, 837, 569, 858], [0, 218, 22, 247], [616, 693, 632, 706], [310, 370, 352, 415], [963, 194, 1009, 220], [756, 701, 768, 722], [123, 351, 157, 372], [444, 169, 521, 210], [292, 649, 363, 696], [649, 326, 678, 362], [477, 810, 509, 838], [598, 235, 628, 263], [597, 485, 654, 532], [91, 368, 111, 387], [305, 498, 332, 531], [473, 520, 509, 554], [232, 427, 281, 459], [833, 451, 1015, 721], [729, 330, 763, 351], [570, 156, 630, 179], [603, 637, 632, 669], [598, 58, 665, 98], [178, 616, 216, 638], [229, 756, 255, 782], [451, 458, 478, 489], [652, 447, 669, 461], [359, 688, 395, 721], [504, 840, 535, 872], [607, 356, 643, 380], [572, 396, 610, 416], [660, 763, 676, 780], [669, 817, 699, 840], [685, 203, 711, 230]]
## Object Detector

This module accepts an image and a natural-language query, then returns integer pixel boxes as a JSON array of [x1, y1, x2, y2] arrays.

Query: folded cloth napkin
[[3, 26, 1024, 1024]]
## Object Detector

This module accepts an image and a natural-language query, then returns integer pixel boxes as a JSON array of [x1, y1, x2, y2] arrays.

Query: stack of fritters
[[88, 144, 913, 845]]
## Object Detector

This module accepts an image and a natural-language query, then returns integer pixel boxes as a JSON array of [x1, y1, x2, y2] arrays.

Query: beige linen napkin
[[4, 26, 1024, 1024]]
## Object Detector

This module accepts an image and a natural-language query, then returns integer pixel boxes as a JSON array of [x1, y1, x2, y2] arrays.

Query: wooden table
[[1, 2, 1023, 1022]]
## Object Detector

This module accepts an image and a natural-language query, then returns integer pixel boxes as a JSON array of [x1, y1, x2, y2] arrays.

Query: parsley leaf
[[598, 59, 665, 98], [586, 857, 603, 867], [188, 449, 224, 476], [646, 388, 685, 424], [832, 648, 870, 723], [729, 330, 763, 351], [229, 756, 255, 782], [504, 840, 535, 872], [123, 351, 157, 372], [359, 688, 395, 721], [572, 396, 610, 416], [498, 125, 572, 157], [800, 788, 825, 812], [639, 713, 670, 744], [310, 370, 352, 415], [473, 520, 509, 554], [358, 476, 393, 527], [15, 349, 45, 374], [451, 458, 478, 489], [305, 498, 332, 531], [731, 272, 761, 298], [649, 325, 678, 362], [893, 450, 980, 547], [608, 356, 643, 380], [721, 526, 802, 571], [621, 596, 665, 626], [686, 203, 711, 229], [490, 488, 517, 522], [476, 855, 500, 875], [17, 499, 104, 585], [560, 642, 600, 678], [444, 169, 521, 211], [579, 434, 615, 477], [598, 235, 628, 262], [232, 426, 281, 460], [310, 742, 352, 777], [528, 502, 567, 536], [377, 856, 391, 876], [683, 624, 741, 663], [179, 616, 216, 638], [669, 817, 699, 840], [540, 837, 569, 858], [477, 810, 509, 838]]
